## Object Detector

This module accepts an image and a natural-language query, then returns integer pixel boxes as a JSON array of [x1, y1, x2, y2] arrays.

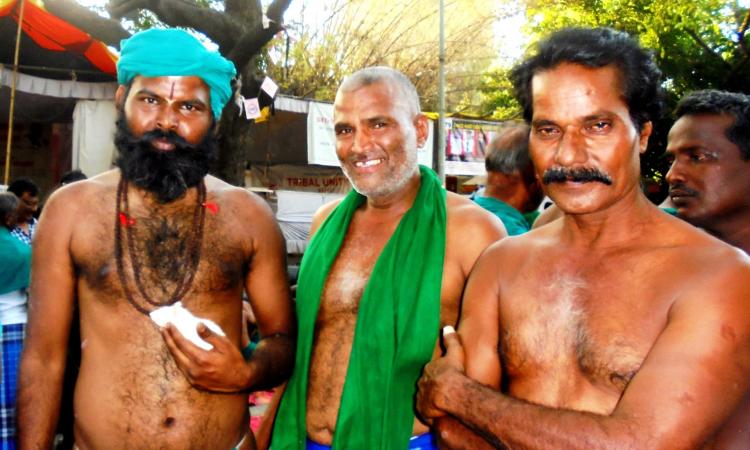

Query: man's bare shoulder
[[445, 192, 506, 238], [309, 198, 345, 238], [652, 210, 747, 261], [204, 175, 275, 220], [43, 170, 119, 218], [471, 219, 561, 276]]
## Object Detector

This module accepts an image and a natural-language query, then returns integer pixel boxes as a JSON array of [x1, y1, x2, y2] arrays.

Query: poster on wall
[[307, 100, 434, 168], [444, 118, 501, 175]]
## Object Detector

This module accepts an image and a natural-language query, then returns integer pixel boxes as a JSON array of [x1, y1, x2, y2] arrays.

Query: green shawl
[[272, 165, 446, 449]]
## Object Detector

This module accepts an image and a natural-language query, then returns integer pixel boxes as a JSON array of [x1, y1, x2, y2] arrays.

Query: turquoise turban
[[117, 28, 237, 119]]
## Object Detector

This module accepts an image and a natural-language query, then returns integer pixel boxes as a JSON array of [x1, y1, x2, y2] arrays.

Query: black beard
[[114, 117, 218, 203], [542, 167, 613, 185]]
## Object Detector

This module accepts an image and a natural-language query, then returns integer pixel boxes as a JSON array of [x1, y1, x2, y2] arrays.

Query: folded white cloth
[[149, 301, 225, 350]]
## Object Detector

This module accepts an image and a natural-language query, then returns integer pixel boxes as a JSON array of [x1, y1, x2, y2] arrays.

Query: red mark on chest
[[118, 212, 137, 227], [202, 202, 219, 214]]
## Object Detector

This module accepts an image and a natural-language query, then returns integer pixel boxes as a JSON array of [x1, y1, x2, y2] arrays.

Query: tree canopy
[[261, 0, 500, 114], [482, 0, 750, 119]]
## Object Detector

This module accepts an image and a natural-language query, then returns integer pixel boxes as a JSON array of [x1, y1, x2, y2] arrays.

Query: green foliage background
[[480, 0, 750, 201]]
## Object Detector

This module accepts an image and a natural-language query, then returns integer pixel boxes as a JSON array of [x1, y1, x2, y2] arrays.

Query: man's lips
[[150, 138, 176, 152], [352, 158, 384, 169], [669, 188, 698, 204]]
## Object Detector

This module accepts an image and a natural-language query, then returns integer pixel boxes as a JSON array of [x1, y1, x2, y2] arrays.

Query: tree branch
[[225, 0, 291, 70], [108, 0, 243, 53], [684, 27, 732, 69], [735, 9, 750, 57], [43, 0, 131, 48]]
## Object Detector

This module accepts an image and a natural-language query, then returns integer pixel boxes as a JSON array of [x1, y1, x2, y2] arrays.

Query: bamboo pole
[[4, 0, 26, 185]]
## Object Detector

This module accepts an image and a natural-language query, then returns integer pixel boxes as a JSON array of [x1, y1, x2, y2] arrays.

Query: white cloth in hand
[[150, 301, 225, 350]]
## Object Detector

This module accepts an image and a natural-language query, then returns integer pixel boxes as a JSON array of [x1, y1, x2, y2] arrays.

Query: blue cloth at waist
[[306, 432, 436, 450]]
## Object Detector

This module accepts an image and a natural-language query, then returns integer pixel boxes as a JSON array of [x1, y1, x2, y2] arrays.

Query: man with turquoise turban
[[18, 28, 295, 450]]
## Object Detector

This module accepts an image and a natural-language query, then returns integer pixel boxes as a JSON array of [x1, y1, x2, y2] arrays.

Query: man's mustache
[[139, 128, 193, 150], [542, 167, 613, 185], [669, 183, 699, 198]]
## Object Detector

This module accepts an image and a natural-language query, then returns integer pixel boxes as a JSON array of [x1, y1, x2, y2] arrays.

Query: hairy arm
[[425, 254, 750, 450], [427, 198, 506, 449], [17, 188, 78, 449], [424, 243, 505, 450]]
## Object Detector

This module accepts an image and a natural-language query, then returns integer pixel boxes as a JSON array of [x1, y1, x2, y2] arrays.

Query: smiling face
[[333, 81, 427, 200], [528, 63, 651, 215], [666, 113, 750, 229], [117, 75, 213, 150]]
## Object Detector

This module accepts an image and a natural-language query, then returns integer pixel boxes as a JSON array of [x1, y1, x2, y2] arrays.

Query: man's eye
[[373, 122, 387, 129], [143, 97, 157, 104], [588, 121, 611, 132], [690, 151, 716, 162], [535, 126, 558, 138], [335, 127, 352, 136]]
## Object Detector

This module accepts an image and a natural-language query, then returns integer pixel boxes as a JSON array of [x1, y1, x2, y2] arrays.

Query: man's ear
[[414, 113, 429, 148], [638, 121, 653, 154], [115, 85, 127, 110]]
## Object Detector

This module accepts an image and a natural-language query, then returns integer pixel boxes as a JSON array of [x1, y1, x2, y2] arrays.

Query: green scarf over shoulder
[[272, 165, 446, 450]]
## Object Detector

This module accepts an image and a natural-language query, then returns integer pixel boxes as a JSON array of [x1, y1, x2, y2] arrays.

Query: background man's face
[[333, 81, 425, 199], [528, 63, 650, 215], [16, 192, 39, 224], [117, 75, 213, 148], [666, 113, 750, 228]]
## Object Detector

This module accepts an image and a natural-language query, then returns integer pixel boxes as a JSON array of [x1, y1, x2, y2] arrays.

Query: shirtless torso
[[18, 170, 292, 450], [305, 191, 504, 444], [451, 204, 750, 449]]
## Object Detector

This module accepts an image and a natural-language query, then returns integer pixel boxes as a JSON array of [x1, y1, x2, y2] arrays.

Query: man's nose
[[352, 129, 374, 154], [665, 159, 683, 185], [156, 106, 179, 132], [554, 128, 587, 166]]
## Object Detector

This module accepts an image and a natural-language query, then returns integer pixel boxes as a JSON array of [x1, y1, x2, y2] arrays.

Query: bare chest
[[499, 257, 674, 395], [318, 222, 395, 319], [71, 201, 248, 310]]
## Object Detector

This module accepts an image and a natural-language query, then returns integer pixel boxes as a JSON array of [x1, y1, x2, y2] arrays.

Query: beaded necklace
[[114, 176, 207, 315]]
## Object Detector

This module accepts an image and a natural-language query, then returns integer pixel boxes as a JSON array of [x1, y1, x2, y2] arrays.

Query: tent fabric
[[0, 0, 117, 76], [0, 65, 116, 99], [72, 99, 117, 176]]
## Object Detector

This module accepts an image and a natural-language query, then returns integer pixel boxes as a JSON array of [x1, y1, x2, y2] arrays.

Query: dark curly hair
[[510, 27, 665, 132], [674, 89, 750, 161], [7, 177, 39, 198]]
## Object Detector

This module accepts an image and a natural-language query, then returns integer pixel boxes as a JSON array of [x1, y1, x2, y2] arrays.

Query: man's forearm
[[441, 372, 639, 450], [433, 416, 498, 450], [17, 356, 65, 450], [244, 333, 295, 391]]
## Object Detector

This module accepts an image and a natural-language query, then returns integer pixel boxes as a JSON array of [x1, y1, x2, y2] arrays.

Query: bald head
[[337, 66, 421, 116]]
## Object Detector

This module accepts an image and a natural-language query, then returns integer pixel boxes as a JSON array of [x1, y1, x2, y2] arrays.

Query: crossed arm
[[417, 247, 750, 450]]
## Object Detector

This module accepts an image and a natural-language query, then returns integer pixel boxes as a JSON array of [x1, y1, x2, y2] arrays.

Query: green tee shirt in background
[[473, 196, 531, 236], [272, 166, 446, 450], [0, 227, 31, 295]]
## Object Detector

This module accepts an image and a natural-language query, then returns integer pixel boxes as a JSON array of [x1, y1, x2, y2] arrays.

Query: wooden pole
[[4, 0, 26, 185]]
